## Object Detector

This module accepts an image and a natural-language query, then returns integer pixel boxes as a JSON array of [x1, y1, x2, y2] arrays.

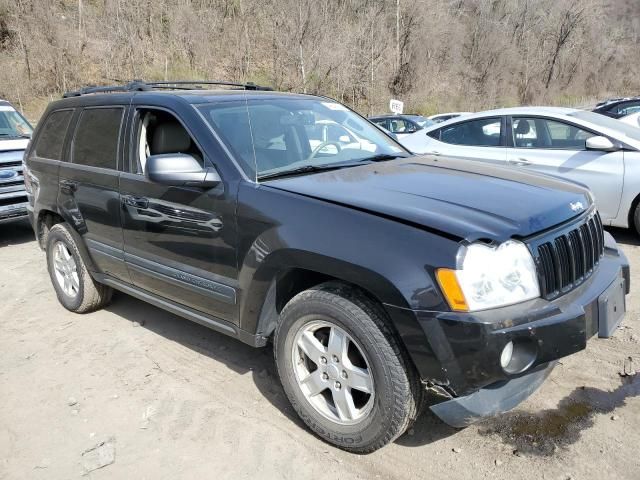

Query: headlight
[[437, 240, 540, 311]]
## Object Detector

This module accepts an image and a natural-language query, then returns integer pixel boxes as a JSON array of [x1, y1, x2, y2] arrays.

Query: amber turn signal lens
[[436, 268, 469, 312]]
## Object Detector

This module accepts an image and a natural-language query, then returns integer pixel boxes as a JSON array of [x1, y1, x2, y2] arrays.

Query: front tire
[[274, 282, 422, 453], [46, 223, 113, 313]]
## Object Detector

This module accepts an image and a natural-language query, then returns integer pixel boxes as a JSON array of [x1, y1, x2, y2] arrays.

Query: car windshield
[[0, 107, 33, 138], [197, 97, 406, 181], [569, 110, 640, 143]]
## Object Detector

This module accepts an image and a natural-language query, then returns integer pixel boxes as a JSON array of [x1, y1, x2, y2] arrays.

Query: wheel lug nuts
[[322, 373, 329, 380], [332, 355, 339, 363], [334, 381, 341, 390], [341, 371, 347, 379], [320, 356, 327, 364]]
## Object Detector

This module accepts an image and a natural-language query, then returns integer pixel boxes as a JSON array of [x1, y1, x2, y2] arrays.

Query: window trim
[[30, 108, 76, 162], [434, 116, 505, 148], [507, 115, 603, 151], [70, 105, 126, 171]]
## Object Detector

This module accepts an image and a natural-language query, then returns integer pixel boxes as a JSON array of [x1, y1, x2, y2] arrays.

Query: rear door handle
[[59, 180, 78, 194], [122, 195, 149, 209], [508, 158, 532, 166]]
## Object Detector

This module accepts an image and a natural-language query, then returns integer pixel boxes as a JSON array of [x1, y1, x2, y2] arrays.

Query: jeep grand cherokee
[[24, 81, 630, 453]]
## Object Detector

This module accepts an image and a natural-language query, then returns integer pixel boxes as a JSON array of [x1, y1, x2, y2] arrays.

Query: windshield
[[198, 97, 406, 180], [569, 110, 640, 143], [0, 107, 33, 138]]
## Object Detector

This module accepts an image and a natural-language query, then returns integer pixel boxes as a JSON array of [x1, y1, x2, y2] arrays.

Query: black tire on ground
[[274, 282, 422, 453], [46, 223, 113, 313], [634, 203, 640, 236]]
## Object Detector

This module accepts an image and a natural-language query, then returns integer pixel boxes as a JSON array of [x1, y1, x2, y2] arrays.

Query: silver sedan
[[401, 107, 640, 233]]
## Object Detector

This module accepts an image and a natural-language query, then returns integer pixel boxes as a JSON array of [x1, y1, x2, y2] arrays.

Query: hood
[[265, 156, 592, 241], [0, 138, 29, 152]]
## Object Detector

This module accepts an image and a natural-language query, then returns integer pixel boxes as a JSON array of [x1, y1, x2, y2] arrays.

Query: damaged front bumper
[[392, 232, 629, 428]]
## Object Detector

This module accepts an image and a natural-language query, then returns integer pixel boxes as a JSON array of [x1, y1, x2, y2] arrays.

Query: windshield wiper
[[258, 164, 346, 181], [258, 161, 369, 181], [357, 153, 408, 163]]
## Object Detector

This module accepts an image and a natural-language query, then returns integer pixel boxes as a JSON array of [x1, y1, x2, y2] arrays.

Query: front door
[[119, 106, 239, 323], [506, 117, 624, 222]]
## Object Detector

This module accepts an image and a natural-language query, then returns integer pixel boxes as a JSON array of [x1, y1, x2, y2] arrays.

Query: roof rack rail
[[63, 79, 272, 98]]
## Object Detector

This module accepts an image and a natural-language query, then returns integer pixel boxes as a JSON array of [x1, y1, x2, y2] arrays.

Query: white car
[[620, 112, 640, 129], [427, 112, 473, 123], [401, 106, 640, 232]]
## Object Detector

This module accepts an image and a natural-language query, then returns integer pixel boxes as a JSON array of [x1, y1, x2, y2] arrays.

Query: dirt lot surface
[[1, 220, 639, 479]]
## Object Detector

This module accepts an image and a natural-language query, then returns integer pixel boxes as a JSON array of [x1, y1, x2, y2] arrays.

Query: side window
[[440, 118, 502, 147], [617, 102, 640, 116], [371, 119, 388, 130], [427, 129, 440, 140], [72, 108, 124, 169], [388, 119, 417, 134], [543, 119, 594, 149], [512, 118, 539, 148], [31, 110, 74, 160], [134, 108, 204, 174]]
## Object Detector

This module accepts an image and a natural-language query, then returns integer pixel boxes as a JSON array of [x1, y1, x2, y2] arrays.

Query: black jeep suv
[[25, 81, 630, 453]]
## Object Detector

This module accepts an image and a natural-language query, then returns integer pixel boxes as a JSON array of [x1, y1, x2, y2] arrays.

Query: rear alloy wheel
[[52, 241, 80, 298], [46, 223, 113, 313], [275, 282, 422, 453]]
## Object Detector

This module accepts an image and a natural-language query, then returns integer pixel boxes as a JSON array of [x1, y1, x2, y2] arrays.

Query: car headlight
[[436, 240, 540, 311]]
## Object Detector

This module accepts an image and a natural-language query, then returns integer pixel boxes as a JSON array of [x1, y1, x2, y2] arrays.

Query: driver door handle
[[122, 195, 149, 209], [508, 158, 531, 166], [429, 151, 441, 156]]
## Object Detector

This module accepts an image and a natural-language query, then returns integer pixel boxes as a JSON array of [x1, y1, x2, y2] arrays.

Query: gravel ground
[[0, 220, 638, 479]]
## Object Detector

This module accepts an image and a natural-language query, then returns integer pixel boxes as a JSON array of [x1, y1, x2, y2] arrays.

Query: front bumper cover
[[430, 361, 556, 428], [391, 232, 629, 427]]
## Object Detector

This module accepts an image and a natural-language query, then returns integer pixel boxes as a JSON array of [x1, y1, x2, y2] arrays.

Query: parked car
[[0, 100, 33, 225], [25, 82, 629, 452], [620, 112, 640, 129], [368, 114, 435, 139], [401, 106, 640, 234], [593, 96, 640, 119], [427, 112, 473, 123]]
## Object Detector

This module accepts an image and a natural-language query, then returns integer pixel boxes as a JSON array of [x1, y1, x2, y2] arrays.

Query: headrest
[[151, 122, 191, 154], [515, 120, 530, 135]]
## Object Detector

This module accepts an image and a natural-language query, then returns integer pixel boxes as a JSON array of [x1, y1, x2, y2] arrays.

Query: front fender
[[236, 182, 460, 377]]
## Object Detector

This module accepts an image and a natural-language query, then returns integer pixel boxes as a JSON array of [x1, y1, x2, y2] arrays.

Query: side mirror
[[585, 136, 619, 152], [146, 154, 221, 188]]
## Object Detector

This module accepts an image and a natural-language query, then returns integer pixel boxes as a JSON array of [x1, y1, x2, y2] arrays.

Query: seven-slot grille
[[536, 212, 605, 299]]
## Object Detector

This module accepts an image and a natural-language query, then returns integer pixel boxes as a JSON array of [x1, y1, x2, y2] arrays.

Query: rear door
[[506, 116, 624, 222], [425, 116, 507, 166], [58, 105, 130, 280]]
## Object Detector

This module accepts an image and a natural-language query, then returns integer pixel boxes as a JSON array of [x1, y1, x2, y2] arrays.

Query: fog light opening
[[501, 338, 538, 375]]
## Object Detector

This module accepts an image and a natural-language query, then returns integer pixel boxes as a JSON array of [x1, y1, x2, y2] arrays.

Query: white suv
[[0, 100, 33, 224]]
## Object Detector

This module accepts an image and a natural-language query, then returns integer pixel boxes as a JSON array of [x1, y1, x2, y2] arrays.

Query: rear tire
[[46, 223, 113, 313], [633, 203, 640, 236], [274, 282, 422, 453]]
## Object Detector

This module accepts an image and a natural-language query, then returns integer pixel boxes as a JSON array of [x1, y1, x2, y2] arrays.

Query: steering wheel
[[307, 141, 342, 161]]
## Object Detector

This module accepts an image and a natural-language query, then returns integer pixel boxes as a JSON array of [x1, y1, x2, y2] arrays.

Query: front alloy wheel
[[292, 321, 374, 425], [275, 282, 422, 453]]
